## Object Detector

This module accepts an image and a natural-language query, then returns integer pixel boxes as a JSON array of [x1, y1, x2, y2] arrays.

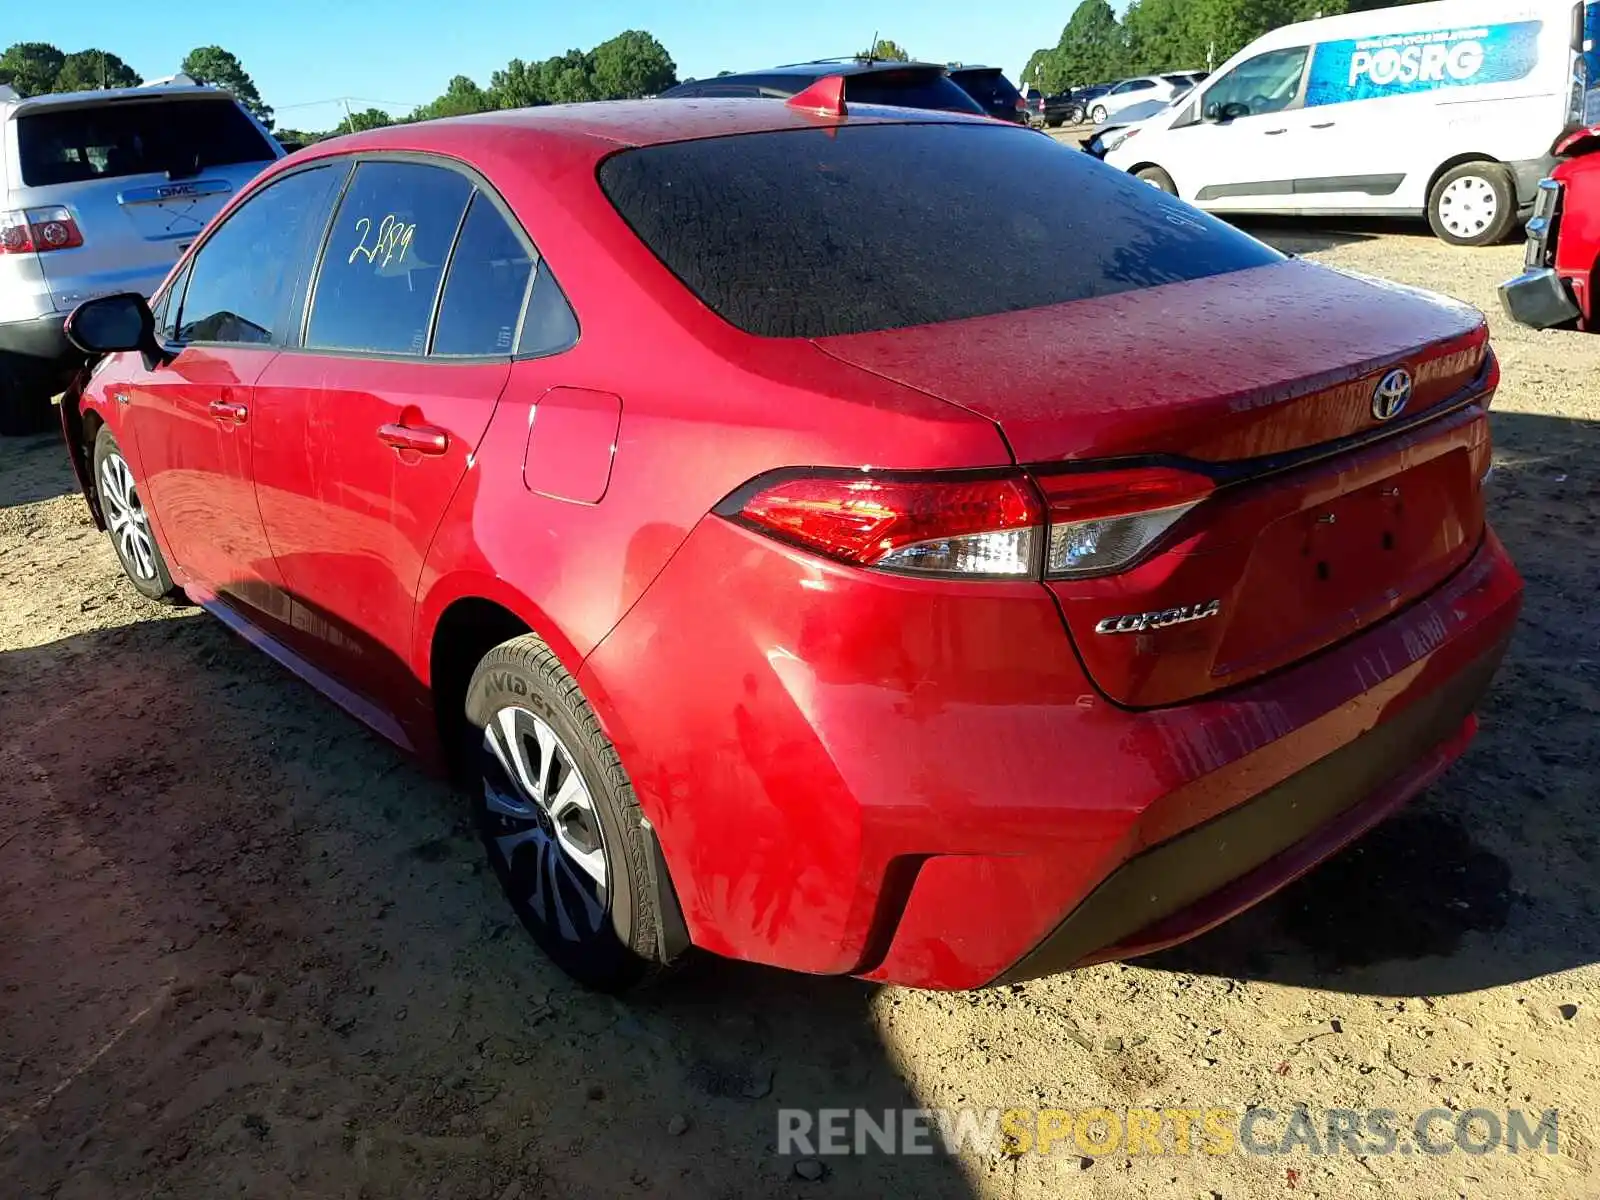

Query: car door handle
[[1264, 128, 1288, 135], [377, 422, 449, 455], [208, 399, 248, 424], [1311, 122, 1336, 130]]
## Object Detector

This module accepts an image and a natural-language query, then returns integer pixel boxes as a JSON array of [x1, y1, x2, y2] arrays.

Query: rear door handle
[[1311, 122, 1336, 130], [378, 422, 449, 455], [1264, 128, 1288, 135], [208, 399, 248, 424]]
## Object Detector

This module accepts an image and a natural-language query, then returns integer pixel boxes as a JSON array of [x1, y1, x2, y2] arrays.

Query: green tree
[[0, 42, 65, 97], [489, 58, 546, 109], [182, 46, 273, 126], [335, 107, 394, 135], [859, 38, 910, 62], [54, 49, 142, 92], [412, 74, 495, 121], [589, 30, 677, 98], [536, 50, 600, 104]]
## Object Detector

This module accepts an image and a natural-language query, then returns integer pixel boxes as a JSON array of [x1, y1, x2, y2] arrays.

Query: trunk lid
[[816, 258, 1495, 707]]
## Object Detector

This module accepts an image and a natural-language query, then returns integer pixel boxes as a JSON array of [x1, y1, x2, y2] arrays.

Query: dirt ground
[[3, 228, 1600, 1200]]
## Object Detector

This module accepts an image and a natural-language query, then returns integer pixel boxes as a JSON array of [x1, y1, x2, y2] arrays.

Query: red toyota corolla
[[60, 90, 1523, 992]]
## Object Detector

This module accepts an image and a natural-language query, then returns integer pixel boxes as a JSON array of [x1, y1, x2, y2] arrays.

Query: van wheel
[[1428, 163, 1518, 247], [1135, 166, 1178, 195]]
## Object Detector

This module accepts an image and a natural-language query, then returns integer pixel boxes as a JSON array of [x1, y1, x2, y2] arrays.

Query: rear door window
[[599, 122, 1280, 338], [17, 98, 276, 186], [306, 161, 474, 356], [175, 165, 342, 345], [431, 193, 534, 357]]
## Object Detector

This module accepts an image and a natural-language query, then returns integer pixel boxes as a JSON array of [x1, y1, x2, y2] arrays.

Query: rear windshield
[[17, 98, 276, 187], [842, 70, 984, 115], [951, 69, 1023, 109], [598, 122, 1281, 338]]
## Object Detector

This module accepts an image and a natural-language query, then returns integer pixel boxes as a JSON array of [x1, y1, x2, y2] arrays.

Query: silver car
[[0, 78, 282, 433]]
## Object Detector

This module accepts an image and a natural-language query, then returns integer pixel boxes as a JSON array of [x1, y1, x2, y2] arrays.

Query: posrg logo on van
[[1348, 28, 1489, 87]]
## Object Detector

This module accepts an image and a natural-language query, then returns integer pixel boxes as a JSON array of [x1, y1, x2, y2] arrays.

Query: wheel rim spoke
[[481, 704, 608, 940]]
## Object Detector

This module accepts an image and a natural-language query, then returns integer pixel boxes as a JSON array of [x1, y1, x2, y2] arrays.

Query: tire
[[0, 356, 53, 437], [464, 634, 671, 992], [92, 426, 180, 602], [1427, 162, 1518, 247], [1135, 166, 1178, 195], [1066, 104, 1085, 125], [1091, 104, 1109, 125]]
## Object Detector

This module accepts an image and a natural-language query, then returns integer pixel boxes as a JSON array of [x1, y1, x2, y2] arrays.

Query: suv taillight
[[724, 465, 1216, 581], [0, 207, 84, 254]]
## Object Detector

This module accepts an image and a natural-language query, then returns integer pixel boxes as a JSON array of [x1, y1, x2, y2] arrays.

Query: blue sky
[[26, 1, 1086, 131]]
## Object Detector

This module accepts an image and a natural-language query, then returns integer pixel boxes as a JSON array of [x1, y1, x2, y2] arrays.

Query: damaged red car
[[60, 90, 1522, 992]]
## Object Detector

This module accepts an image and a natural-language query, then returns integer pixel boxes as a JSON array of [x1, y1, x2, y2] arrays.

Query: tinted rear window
[[951, 69, 1022, 109], [598, 122, 1281, 338], [17, 98, 276, 187], [842, 70, 983, 114]]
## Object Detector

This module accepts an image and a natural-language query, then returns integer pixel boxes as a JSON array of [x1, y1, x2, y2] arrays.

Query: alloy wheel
[[481, 706, 609, 941], [99, 450, 158, 582]]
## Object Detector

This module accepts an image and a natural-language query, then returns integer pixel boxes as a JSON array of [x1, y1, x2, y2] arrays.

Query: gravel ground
[[2, 229, 1599, 1200]]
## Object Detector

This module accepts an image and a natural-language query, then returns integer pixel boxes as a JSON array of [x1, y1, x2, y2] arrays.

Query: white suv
[[0, 78, 282, 433]]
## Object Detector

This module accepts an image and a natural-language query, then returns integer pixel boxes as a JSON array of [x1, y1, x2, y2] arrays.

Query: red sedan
[[60, 90, 1522, 992]]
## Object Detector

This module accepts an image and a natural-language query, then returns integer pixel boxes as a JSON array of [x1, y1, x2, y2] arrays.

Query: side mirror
[[1204, 101, 1223, 122], [65, 293, 168, 369], [1207, 101, 1249, 123]]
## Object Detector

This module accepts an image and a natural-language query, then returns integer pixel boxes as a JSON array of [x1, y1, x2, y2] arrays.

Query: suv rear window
[[598, 122, 1281, 338], [951, 69, 1022, 110], [17, 98, 275, 187], [842, 70, 984, 115]]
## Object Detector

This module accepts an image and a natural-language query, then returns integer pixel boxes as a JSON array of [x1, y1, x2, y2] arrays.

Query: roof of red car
[[304, 97, 988, 158]]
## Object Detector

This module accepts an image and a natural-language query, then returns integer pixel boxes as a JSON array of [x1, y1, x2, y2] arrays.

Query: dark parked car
[[1065, 82, 1116, 124], [947, 65, 1027, 124], [1021, 87, 1077, 128], [657, 60, 985, 116]]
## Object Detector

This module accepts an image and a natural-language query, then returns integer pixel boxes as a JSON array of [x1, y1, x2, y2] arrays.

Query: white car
[[1085, 75, 1195, 125]]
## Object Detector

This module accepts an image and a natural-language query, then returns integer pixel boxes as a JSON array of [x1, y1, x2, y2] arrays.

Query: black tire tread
[[468, 633, 670, 991]]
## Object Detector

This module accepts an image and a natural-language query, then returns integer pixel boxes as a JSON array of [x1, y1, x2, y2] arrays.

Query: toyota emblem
[[1372, 368, 1413, 421]]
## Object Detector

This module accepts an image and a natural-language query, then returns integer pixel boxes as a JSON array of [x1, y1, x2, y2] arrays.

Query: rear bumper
[[994, 637, 1502, 982], [585, 513, 1522, 990], [0, 311, 73, 366]]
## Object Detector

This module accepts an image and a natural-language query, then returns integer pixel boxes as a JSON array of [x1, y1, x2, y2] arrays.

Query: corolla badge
[[1371, 368, 1413, 421], [1095, 599, 1221, 635]]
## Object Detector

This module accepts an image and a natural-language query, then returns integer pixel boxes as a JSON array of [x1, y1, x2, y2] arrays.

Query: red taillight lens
[[732, 473, 1044, 578], [1033, 466, 1214, 579], [0, 207, 84, 254]]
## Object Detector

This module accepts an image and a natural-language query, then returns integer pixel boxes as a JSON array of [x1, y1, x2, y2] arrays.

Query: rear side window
[[842, 71, 985, 114], [307, 162, 474, 355], [432, 194, 534, 357], [17, 98, 275, 187], [599, 123, 1281, 338], [176, 165, 342, 345]]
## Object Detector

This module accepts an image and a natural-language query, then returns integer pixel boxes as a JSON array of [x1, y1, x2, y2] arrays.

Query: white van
[[1100, 0, 1599, 245]]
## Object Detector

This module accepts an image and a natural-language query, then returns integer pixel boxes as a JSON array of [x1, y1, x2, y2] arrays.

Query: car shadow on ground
[[0, 608, 980, 1197], [0, 431, 74, 510], [1143, 410, 1600, 996], [1229, 214, 1433, 256]]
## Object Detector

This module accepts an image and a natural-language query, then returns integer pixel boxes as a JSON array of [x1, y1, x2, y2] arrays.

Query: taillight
[[1034, 466, 1214, 579], [729, 473, 1043, 578], [0, 207, 84, 254], [726, 464, 1215, 581]]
